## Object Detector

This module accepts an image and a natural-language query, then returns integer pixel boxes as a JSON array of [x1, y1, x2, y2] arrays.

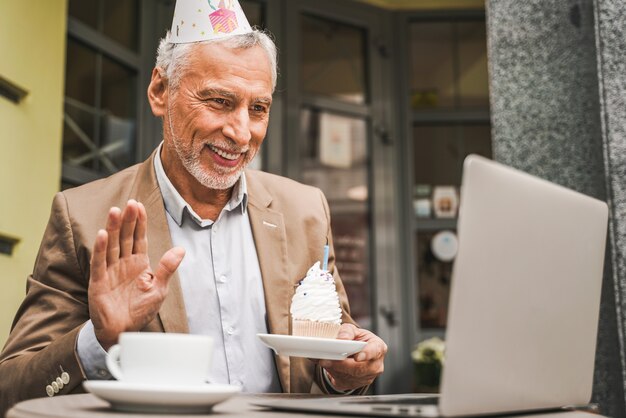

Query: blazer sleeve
[[0, 192, 90, 416], [312, 188, 370, 396]]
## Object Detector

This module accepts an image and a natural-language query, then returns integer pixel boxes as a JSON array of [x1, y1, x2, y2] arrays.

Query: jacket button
[[56, 377, 64, 389], [46, 385, 54, 397], [61, 372, 70, 384]]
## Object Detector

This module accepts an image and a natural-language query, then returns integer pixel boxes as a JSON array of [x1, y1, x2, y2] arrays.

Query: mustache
[[204, 141, 250, 154]]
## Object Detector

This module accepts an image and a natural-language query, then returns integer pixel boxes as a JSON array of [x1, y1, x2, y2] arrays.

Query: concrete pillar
[[593, 0, 626, 413], [487, 0, 625, 415]]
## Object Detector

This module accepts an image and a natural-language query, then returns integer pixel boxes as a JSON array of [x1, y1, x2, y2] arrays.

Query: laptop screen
[[439, 155, 607, 416]]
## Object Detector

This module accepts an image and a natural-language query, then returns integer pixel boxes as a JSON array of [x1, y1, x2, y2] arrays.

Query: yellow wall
[[0, 1, 67, 347]]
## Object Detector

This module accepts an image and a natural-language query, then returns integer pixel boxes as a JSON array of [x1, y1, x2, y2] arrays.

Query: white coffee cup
[[106, 332, 213, 386]]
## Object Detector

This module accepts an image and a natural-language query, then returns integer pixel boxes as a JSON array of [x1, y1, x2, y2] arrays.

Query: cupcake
[[290, 261, 342, 338]]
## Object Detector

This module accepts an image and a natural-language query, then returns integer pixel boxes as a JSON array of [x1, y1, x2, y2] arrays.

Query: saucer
[[83, 380, 241, 413], [257, 333, 366, 360]]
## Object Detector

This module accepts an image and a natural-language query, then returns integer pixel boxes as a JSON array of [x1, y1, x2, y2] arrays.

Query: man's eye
[[211, 98, 228, 105], [252, 104, 267, 113]]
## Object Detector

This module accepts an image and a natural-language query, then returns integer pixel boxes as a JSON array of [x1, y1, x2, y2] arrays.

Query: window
[[62, 0, 141, 187], [408, 14, 492, 333]]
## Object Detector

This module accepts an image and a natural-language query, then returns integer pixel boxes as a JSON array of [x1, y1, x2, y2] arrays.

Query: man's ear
[[147, 67, 168, 117]]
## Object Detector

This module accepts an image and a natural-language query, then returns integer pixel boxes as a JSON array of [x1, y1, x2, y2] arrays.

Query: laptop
[[255, 155, 609, 417]]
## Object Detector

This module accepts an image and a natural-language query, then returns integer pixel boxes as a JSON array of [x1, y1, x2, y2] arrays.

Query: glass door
[[297, 13, 372, 328], [409, 13, 492, 337], [284, 0, 400, 394], [397, 10, 492, 392]]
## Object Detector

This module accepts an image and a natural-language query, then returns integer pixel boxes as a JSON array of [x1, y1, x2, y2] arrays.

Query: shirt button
[[97, 369, 109, 378], [61, 372, 70, 384], [46, 385, 54, 397], [219, 275, 227, 283], [227, 327, 235, 335]]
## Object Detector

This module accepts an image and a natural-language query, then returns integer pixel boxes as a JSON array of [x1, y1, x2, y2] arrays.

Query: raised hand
[[318, 323, 387, 392], [88, 199, 185, 350]]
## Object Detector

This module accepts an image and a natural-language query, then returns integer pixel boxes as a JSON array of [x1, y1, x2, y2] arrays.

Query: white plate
[[83, 380, 241, 414], [257, 333, 366, 360]]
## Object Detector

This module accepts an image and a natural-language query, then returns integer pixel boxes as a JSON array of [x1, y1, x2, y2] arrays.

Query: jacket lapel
[[246, 171, 292, 392], [132, 152, 189, 334]]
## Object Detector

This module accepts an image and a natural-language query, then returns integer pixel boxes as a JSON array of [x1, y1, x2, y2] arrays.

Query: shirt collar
[[153, 142, 248, 227]]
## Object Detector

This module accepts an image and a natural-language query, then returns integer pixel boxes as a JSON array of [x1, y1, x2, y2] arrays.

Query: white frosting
[[290, 261, 342, 324]]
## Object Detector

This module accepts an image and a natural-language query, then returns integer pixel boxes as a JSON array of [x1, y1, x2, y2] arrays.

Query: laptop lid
[[439, 155, 608, 416]]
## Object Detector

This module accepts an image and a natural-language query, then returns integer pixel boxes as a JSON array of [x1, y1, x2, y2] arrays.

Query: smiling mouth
[[207, 144, 242, 161]]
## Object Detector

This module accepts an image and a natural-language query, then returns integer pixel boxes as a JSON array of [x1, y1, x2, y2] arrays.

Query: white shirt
[[77, 146, 281, 393]]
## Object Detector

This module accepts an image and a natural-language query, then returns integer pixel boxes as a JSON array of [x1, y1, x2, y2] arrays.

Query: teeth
[[208, 144, 239, 160]]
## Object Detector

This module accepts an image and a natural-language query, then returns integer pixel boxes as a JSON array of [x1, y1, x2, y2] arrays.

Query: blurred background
[[2, 1, 626, 416]]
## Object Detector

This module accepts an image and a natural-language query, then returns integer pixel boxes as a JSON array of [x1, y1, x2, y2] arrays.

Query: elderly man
[[0, 0, 386, 414]]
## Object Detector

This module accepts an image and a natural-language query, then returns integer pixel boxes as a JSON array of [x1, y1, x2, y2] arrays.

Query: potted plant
[[411, 337, 445, 393]]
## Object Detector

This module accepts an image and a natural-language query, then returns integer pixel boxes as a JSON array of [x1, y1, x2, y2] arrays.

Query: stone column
[[593, 0, 626, 413], [487, 0, 625, 415]]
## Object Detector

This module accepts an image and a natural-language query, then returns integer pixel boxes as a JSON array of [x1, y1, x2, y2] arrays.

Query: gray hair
[[155, 30, 278, 91]]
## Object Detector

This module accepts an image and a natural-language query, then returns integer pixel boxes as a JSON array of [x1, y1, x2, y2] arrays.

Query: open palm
[[88, 200, 185, 350]]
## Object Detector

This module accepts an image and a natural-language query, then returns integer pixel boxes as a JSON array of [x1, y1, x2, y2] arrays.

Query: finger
[[326, 367, 378, 384], [336, 323, 357, 340], [319, 357, 357, 372], [354, 339, 387, 362], [324, 367, 378, 391], [90, 229, 108, 282], [326, 371, 357, 392], [133, 201, 148, 254], [119, 200, 138, 257], [154, 247, 186, 285], [105, 207, 122, 265], [320, 355, 382, 377]]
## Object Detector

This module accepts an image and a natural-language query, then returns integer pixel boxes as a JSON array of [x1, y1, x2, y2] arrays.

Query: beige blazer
[[0, 153, 357, 414]]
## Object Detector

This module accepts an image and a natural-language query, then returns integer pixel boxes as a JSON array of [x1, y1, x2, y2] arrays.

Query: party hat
[[169, 0, 253, 44]]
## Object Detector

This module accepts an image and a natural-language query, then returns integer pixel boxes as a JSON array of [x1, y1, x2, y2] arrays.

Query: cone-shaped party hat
[[169, 0, 253, 44]]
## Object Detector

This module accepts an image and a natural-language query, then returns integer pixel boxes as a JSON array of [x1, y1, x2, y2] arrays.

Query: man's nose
[[222, 107, 252, 146]]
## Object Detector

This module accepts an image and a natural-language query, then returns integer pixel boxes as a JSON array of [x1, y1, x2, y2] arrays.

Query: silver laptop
[[255, 155, 608, 417]]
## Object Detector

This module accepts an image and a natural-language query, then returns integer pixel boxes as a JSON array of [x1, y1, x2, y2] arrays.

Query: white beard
[[167, 106, 255, 190], [172, 139, 249, 190]]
